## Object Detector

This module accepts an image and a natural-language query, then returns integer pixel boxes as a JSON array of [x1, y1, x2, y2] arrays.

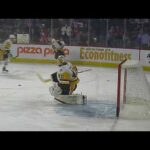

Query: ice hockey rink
[[0, 62, 150, 131]]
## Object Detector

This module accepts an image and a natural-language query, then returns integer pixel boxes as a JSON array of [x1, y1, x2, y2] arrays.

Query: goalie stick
[[37, 69, 92, 83], [78, 69, 92, 73], [36, 73, 51, 83]]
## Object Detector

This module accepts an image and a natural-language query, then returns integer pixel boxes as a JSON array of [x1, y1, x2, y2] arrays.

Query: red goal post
[[116, 59, 150, 119], [116, 59, 127, 117]]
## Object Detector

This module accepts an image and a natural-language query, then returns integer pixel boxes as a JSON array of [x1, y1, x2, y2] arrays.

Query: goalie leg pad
[[54, 94, 87, 105]]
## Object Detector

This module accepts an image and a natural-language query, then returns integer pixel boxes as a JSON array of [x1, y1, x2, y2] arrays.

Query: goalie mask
[[57, 55, 66, 66]]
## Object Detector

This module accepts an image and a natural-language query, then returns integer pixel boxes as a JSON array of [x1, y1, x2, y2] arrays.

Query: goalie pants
[[58, 83, 77, 95], [58, 83, 70, 95]]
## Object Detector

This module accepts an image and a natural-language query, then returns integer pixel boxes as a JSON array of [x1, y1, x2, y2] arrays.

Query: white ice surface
[[0, 62, 150, 131]]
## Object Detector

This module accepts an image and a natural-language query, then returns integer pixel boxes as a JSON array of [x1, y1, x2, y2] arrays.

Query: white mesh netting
[[119, 60, 150, 119]]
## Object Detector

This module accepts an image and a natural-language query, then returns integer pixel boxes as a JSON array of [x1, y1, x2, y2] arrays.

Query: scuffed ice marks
[[54, 100, 116, 119]]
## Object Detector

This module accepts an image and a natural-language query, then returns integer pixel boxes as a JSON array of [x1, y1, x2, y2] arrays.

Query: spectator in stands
[[137, 30, 150, 49], [61, 23, 72, 45], [114, 25, 123, 47], [123, 31, 131, 48], [39, 24, 49, 44], [79, 31, 88, 46], [141, 30, 150, 49], [107, 26, 115, 47]]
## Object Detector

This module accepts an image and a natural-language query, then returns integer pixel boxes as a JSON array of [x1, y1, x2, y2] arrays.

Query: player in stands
[[51, 38, 65, 59], [50, 55, 79, 95], [0, 34, 16, 72]]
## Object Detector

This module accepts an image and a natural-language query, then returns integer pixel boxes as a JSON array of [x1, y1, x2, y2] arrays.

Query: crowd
[[0, 19, 150, 49]]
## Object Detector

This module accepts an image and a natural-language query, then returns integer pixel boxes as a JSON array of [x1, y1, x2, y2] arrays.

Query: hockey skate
[[2, 66, 8, 72]]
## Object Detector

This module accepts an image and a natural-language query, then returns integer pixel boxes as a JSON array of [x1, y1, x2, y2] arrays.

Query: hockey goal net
[[117, 59, 150, 119]]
